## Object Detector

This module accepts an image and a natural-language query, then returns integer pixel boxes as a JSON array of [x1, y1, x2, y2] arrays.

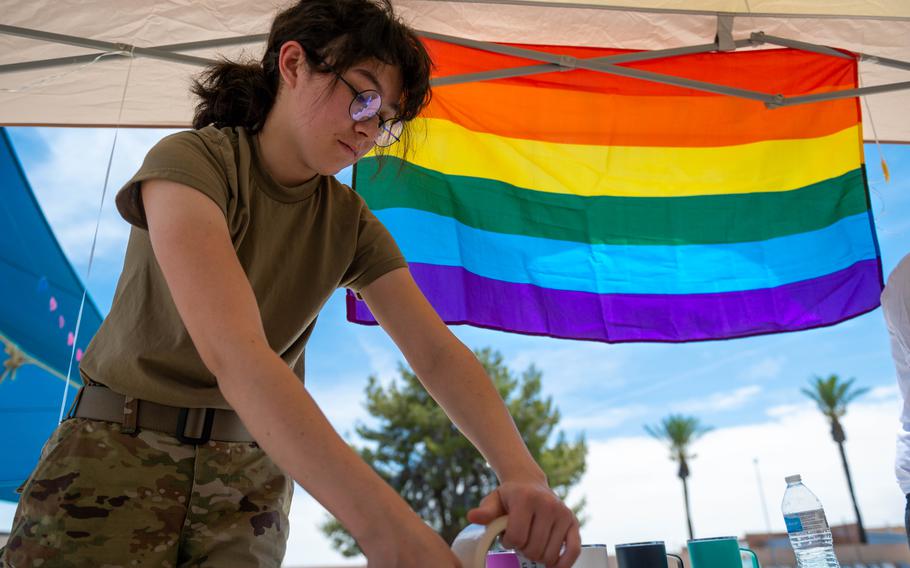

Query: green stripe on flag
[[355, 158, 868, 246]]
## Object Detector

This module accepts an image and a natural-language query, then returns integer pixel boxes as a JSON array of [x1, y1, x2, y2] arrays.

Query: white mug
[[575, 545, 609, 568]]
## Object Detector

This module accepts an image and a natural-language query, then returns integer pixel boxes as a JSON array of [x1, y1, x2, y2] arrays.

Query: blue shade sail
[[0, 128, 103, 502]]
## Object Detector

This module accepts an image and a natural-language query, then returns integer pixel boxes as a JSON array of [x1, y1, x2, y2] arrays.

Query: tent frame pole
[[750, 31, 852, 59], [407, 0, 910, 21], [0, 32, 271, 75], [429, 38, 758, 86], [0, 24, 260, 71], [2, 22, 907, 109], [422, 30, 777, 103], [771, 80, 910, 107], [754, 32, 910, 71]]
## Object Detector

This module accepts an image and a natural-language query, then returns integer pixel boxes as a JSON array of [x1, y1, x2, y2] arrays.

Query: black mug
[[615, 541, 684, 568]]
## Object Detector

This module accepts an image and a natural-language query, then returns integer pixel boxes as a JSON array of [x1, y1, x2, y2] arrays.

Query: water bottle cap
[[785, 474, 802, 483]]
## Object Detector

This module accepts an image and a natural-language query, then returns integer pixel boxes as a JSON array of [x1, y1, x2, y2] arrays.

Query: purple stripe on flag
[[346, 259, 883, 343]]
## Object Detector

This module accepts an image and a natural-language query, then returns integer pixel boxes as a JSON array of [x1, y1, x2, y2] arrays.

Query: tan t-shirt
[[79, 125, 406, 409]]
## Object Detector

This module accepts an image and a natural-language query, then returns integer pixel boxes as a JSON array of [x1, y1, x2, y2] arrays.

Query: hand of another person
[[467, 480, 581, 568]]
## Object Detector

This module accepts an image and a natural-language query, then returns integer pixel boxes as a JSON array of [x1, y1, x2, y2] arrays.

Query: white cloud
[[868, 384, 899, 401], [286, 487, 366, 567], [561, 404, 650, 433], [675, 385, 762, 414], [307, 376, 370, 439], [573, 398, 904, 556], [766, 402, 811, 418], [740, 357, 785, 381], [353, 330, 401, 385], [507, 343, 627, 397], [24, 128, 174, 267], [767, 385, 899, 417], [600, 345, 767, 409]]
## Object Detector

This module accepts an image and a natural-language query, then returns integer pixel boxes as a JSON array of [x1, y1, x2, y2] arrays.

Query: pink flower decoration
[[76, 349, 83, 362], [58, 315, 65, 329], [49, 297, 58, 312], [67, 332, 75, 346]]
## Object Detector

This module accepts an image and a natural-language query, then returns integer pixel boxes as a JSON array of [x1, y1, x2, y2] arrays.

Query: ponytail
[[191, 60, 278, 131]]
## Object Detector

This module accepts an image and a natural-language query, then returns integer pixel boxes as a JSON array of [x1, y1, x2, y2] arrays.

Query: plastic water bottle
[[781, 474, 840, 567]]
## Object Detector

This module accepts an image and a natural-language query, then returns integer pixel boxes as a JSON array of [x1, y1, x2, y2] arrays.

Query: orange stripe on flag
[[424, 38, 857, 97], [424, 82, 858, 146]]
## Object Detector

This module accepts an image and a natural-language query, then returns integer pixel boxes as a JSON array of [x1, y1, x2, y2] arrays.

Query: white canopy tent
[[1, 0, 909, 142]]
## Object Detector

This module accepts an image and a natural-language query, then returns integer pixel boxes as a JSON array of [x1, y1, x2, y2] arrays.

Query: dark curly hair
[[191, 0, 432, 157]]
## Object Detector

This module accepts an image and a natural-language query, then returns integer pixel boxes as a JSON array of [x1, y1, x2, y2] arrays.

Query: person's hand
[[362, 513, 463, 568], [467, 479, 581, 568]]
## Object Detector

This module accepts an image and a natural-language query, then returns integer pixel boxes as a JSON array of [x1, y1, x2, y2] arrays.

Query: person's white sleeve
[[883, 253, 910, 494]]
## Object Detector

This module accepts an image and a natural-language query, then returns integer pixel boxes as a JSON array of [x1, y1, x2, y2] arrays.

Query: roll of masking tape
[[486, 551, 546, 568], [451, 517, 607, 568], [451, 516, 509, 568]]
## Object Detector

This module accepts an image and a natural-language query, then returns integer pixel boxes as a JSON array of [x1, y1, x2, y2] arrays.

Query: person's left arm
[[360, 267, 581, 568]]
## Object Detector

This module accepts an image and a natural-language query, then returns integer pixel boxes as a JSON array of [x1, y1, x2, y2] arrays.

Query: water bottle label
[[784, 515, 803, 533], [784, 510, 829, 534]]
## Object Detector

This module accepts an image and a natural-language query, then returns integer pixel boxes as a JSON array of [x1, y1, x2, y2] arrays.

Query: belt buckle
[[176, 408, 215, 445]]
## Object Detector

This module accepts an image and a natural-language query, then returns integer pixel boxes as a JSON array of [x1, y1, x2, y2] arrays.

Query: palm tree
[[802, 374, 869, 544], [645, 414, 712, 541]]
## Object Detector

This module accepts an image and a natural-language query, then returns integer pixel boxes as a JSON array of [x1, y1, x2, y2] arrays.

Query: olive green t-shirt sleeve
[[342, 204, 407, 293], [115, 130, 231, 229]]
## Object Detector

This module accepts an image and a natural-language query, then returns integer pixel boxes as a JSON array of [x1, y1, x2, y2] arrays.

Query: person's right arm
[[141, 178, 460, 567]]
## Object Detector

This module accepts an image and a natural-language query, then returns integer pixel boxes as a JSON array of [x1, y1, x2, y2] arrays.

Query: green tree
[[645, 414, 712, 541], [321, 347, 587, 556], [802, 374, 869, 544]]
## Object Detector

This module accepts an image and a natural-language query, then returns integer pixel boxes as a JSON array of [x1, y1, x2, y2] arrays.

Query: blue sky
[[3, 127, 908, 565]]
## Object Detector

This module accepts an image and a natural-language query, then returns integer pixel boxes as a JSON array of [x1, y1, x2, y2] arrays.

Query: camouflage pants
[[0, 417, 292, 567]]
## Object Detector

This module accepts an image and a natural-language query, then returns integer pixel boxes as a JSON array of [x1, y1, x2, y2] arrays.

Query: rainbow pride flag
[[347, 39, 883, 342]]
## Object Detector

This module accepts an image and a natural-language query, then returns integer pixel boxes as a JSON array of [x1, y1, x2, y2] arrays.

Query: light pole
[[753, 458, 779, 567]]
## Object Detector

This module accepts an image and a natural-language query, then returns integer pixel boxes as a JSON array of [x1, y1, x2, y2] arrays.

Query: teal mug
[[687, 536, 760, 568]]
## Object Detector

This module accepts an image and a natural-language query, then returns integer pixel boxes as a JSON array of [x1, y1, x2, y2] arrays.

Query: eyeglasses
[[331, 69, 403, 148]]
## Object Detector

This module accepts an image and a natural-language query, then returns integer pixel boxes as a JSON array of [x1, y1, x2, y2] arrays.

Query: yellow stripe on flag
[[389, 119, 863, 198]]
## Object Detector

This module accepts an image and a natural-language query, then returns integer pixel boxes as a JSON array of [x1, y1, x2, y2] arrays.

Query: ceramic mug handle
[[740, 547, 761, 568], [451, 516, 509, 568], [667, 553, 685, 568]]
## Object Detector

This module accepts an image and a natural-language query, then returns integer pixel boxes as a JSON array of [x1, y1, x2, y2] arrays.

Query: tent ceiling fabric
[[415, 0, 910, 18], [1, 1, 908, 142]]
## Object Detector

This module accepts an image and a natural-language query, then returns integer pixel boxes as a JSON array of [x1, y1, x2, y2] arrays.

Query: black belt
[[72, 385, 254, 444]]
